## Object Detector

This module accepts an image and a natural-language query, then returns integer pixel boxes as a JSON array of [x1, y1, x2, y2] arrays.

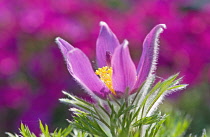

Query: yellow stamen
[[95, 66, 116, 95]]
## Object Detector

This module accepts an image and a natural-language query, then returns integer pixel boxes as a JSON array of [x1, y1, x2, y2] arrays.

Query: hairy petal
[[56, 37, 75, 74], [133, 24, 166, 92], [55, 37, 74, 55], [112, 40, 136, 94], [67, 48, 110, 99], [96, 21, 120, 68]]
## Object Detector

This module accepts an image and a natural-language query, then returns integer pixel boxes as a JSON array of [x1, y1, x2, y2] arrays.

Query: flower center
[[95, 66, 116, 95]]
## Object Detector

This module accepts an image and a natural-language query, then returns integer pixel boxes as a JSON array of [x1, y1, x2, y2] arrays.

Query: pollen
[[95, 66, 116, 95]]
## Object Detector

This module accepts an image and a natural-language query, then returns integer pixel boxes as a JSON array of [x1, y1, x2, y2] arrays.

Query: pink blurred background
[[0, 0, 210, 136]]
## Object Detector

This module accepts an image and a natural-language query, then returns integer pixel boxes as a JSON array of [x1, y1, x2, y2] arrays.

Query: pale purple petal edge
[[132, 24, 166, 93]]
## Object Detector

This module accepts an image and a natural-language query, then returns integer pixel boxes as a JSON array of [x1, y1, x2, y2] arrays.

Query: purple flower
[[56, 22, 166, 99]]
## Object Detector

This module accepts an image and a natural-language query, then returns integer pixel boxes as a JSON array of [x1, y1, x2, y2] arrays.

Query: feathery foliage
[[59, 74, 188, 137], [6, 74, 208, 137]]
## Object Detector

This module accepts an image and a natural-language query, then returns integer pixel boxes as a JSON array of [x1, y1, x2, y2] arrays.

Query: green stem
[[93, 106, 110, 129]]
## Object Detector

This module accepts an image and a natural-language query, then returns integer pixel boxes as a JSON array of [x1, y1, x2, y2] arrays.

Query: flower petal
[[67, 48, 110, 99], [55, 37, 74, 55], [133, 24, 166, 91], [96, 21, 120, 68], [55, 37, 75, 74], [111, 40, 136, 94]]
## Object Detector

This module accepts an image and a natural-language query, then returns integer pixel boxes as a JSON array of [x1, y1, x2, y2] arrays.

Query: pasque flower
[[56, 22, 166, 99]]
